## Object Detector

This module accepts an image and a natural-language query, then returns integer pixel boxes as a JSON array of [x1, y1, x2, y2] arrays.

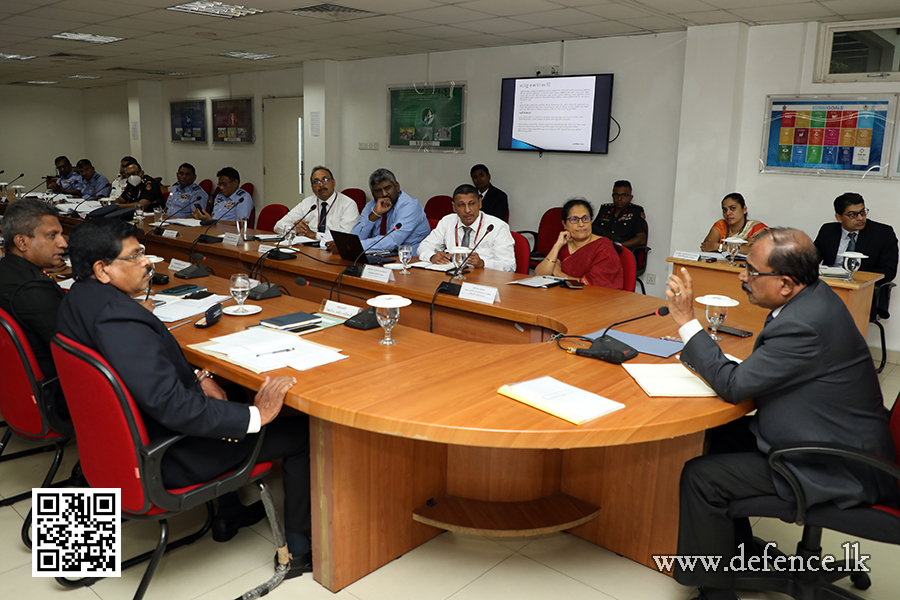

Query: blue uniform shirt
[[210, 188, 253, 221], [166, 182, 209, 217], [350, 191, 431, 252], [81, 172, 110, 199], [57, 171, 84, 194]]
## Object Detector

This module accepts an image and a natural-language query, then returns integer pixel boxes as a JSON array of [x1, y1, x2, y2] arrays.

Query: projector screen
[[498, 74, 614, 154]]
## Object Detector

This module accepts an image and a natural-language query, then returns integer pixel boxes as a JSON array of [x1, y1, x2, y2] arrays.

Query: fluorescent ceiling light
[[168, 2, 264, 18], [52, 32, 123, 44], [219, 51, 278, 60], [149, 70, 193, 76], [0, 53, 36, 60], [27, 80, 58, 85], [68, 75, 101, 79]]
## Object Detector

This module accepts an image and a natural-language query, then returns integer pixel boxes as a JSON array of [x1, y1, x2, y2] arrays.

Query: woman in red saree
[[534, 198, 624, 289]]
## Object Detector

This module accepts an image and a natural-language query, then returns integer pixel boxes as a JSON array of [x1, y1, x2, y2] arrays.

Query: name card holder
[[162, 229, 180, 239], [361, 265, 394, 283], [673, 250, 701, 261], [459, 282, 500, 304], [321, 300, 362, 319], [222, 233, 242, 246], [169, 258, 192, 272]]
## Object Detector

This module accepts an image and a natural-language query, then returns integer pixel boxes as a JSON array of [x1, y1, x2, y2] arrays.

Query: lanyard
[[454, 213, 484, 247]]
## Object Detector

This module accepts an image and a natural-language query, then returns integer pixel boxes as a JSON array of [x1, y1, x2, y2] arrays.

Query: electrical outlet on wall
[[646, 274, 657, 285]]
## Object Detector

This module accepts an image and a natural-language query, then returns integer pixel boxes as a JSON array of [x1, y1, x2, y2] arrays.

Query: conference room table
[[121, 220, 758, 592], [667, 256, 882, 336]]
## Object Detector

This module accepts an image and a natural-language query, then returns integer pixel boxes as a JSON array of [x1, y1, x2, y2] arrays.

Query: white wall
[[83, 85, 131, 179]]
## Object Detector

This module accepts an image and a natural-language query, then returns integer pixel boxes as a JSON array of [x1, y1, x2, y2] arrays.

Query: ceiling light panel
[[0, 53, 36, 60], [168, 2, 265, 18], [52, 32, 124, 44], [218, 50, 279, 59]]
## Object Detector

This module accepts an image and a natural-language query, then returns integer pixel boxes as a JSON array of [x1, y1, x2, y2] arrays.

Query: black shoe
[[274, 550, 312, 580], [212, 500, 267, 542], [68, 462, 89, 488]]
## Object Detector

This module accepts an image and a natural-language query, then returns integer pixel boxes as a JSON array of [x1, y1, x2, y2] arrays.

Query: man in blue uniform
[[48, 156, 84, 196], [165, 163, 208, 218], [75, 159, 111, 200], [192, 167, 252, 223]]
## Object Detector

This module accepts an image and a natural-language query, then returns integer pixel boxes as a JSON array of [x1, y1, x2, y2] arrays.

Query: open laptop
[[330, 230, 395, 265]]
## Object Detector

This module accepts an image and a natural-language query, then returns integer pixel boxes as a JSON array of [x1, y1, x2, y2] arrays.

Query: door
[[263, 96, 304, 210]]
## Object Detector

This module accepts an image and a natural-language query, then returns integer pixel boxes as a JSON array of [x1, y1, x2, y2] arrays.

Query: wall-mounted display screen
[[498, 74, 614, 155]]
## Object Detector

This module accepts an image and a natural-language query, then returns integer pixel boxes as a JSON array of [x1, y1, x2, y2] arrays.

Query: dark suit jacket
[[58, 278, 256, 486], [681, 280, 898, 509], [813, 219, 898, 282], [0, 253, 65, 379], [481, 185, 508, 222]]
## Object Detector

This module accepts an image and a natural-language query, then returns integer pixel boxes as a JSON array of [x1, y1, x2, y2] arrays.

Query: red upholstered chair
[[425, 195, 453, 220], [614, 243, 636, 293], [428, 217, 440, 230], [341, 187, 367, 213], [51, 334, 277, 600], [632, 243, 651, 294], [0, 308, 74, 547], [240, 183, 256, 227], [725, 398, 900, 600], [198, 179, 213, 196], [511, 231, 530, 275], [517, 207, 564, 269], [257, 204, 289, 232]]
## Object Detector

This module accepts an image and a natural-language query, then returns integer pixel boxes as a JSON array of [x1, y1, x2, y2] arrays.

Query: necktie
[[318, 201, 327, 233], [380, 212, 388, 235], [764, 312, 774, 328], [461, 226, 473, 247], [847, 232, 857, 252]]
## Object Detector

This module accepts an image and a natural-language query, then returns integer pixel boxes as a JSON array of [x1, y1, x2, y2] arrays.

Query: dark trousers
[[163, 414, 311, 538], [674, 417, 779, 588]]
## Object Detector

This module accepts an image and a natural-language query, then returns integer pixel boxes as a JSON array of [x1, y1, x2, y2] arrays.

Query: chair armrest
[[768, 442, 900, 523], [516, 230, 538, 253], [141, 427, 267, 512]]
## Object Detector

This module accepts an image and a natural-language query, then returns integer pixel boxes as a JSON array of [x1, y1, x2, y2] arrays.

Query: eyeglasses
[[843, 209, 868, 219], [113, 244, 146, 263], [312, 177, 333, 186], [611, 193, 631, 200], [566, 215, 592, 224], [745, 268, 783, 279]]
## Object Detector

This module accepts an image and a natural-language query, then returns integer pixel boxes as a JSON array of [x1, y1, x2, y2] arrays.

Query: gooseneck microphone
[[7, 173, 24, 186], [344, 222, 403, 277], [192, 253, 283, 300], [24, 179, 49, 197], [568, 306, 670, 364], [68, 198, 93, 217], [436, 223, 495, 297], [267, 206, 315, 262]]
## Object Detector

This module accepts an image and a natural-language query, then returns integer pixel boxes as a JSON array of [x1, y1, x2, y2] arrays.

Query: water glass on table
[[398, 244, 413, 274], [230, 274, 252, 314]]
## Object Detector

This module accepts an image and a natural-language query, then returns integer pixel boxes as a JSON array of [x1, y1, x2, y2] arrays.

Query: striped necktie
[[847, 232, 857, 252]]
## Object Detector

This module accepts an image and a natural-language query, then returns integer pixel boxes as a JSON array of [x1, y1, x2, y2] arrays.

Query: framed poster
[[389, 82, 465, 150], [760, 94, 897, 178], [170, 100, 206, 142], [211, 97, 253, 144]]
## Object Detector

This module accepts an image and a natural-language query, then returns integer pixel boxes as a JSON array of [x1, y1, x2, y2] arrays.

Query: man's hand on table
[[254, 375, 297, 425]]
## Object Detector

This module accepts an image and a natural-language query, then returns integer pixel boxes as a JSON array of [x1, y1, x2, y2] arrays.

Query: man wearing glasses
[[813, 192, 898, 282], [663, 228, 898, 600], [273, 166, 359, 240], [59, 219, 314, 578], [591, 180, 647, 250]]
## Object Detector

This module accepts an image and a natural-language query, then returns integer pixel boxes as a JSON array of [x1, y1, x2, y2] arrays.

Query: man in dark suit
[[813, 192, 898, 282], [470, 163, 509, 222], [665, 228, 898, 600], [57, 219, 313, 578]]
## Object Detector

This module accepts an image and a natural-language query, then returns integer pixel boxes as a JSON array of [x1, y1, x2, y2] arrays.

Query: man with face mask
[[108, 156, 136, 202], [116, 160, 164, 211]]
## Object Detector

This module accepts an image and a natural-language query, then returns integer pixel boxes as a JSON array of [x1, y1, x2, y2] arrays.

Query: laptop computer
[[330, 230, 395, 265]]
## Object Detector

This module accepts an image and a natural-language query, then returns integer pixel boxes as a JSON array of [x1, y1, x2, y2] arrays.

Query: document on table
[[151, 294, 230, 323], [583, 329, 683, 358], [164, 218, 203, 227], [507, 276, 564, 288], [57, 200, 103, 216], [203, 328, 347, 373], [498, 376, 625, 425], [621, 363, 717, 397], [410, 260, 455, 272]]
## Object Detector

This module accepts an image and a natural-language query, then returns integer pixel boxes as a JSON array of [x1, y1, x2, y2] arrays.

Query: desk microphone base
[[437, 281, 461, 296], [248, 283, 282, 300], [196, 235, 223, 244], [267, 251, 296, 261]]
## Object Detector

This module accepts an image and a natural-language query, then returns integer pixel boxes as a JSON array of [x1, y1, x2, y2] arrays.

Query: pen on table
[[256, 348, 294, 357], [167, 319, 192, 331]]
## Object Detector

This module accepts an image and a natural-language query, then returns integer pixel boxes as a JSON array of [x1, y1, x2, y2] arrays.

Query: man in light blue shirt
[[166, 163, 209, 217], [342, 168, 430, 253], [75, 159, 110, 200], [192, 167, 252, 223], [48, 156, 84, 196]]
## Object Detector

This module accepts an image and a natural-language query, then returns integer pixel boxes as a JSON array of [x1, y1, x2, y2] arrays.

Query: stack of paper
[[152, 294, 229, 323], [621, 363, 716, 397], [410, 261, 455, 272], [204, 329, 347, 373], [506, 276, 564, 288], [498, 376, 625, 425]]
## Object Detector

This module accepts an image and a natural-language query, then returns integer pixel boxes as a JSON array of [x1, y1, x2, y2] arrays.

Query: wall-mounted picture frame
[[211, 97, 253, 144], [388, 82, 465, 151], [759, 94, 898, 178], [170, 100, 206, 142]]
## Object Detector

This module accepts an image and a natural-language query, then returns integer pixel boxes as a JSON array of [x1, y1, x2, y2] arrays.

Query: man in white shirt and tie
[[417, 184, 516, 272], [274, 166, 359, 240]]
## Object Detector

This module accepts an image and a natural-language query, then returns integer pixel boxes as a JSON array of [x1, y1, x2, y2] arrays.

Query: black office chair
[[727, 400, 900, 600], [870, 280, 895, 374]]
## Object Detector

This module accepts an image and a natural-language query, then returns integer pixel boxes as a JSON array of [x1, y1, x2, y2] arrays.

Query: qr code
[[32, 488, 121, 577]]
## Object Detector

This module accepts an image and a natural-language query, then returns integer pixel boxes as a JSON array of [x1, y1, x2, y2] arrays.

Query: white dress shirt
[[416, 212, 516, 272], [833, 227, 858, 267], [274, 191, 359, 239]]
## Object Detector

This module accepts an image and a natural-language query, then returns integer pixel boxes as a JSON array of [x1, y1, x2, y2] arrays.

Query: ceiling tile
[[633, 0, 717, 11], [401, 24, 474, 38], [53, 0, 154, 17], [338, 0, 442, 13], [679, 9, 745, 24], [821, 0, 900, 15], [351, 14, 435, 31], [617, 16, 695, 31], [703, 0, 810, 8], [502, 28, 584, 42], [455, 0, 561, 17], [513, 9, 607, 27], [461, 17, 543, 34], [357, 30, 431, 44], [578, 4, 654, 19], [555, 21, 643, 36], [730, 3, 838, 22], [401, 5, 494, 25]]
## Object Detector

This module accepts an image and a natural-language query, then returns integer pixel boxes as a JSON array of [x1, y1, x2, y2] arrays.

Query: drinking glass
[[706, 303, 728, 341], [451, 249, 468, 280], [236, 217, 249, 242], [376, 307, 400, 345], [134, 206, 144, 222], [230, 273, 252, 314], [12, 185, 24, 201], [0, 183, 7, 203], [843, 255, 863, 283], [153, 207, 163, 224], [726, 240, 741, 266], [398, 244, 413, 274]]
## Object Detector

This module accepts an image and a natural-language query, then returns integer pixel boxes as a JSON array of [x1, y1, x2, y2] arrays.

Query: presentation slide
[[510, 76, 596, 151]]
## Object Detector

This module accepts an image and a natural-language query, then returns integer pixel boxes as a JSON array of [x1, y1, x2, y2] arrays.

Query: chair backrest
[[240, 182, 254, 198], [428, 217, 440, 230], [535, 207, 565, 256], [0, 307, 49, 438], [615, 244, 636, 293], [239, 183, 256, 227], [425, 195, 454, 220], [198, 179, 213, 195], [341, 187, 367, 212], [52, 334, 153, 514], [256, 204, 289, 232], [511, 231, 530, 275]]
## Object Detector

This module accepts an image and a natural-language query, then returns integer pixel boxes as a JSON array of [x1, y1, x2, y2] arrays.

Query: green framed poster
[[389, 82, 465, 150]]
